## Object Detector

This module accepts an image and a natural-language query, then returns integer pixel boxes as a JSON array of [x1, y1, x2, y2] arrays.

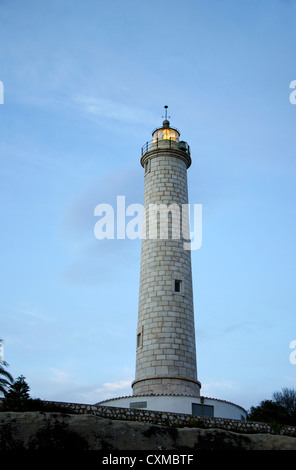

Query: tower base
[[97, 394, 247, 421], [132, 376, 201, 397]]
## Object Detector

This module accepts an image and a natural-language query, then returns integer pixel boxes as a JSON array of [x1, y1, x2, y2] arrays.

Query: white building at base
[[98, 394, 247, 421]]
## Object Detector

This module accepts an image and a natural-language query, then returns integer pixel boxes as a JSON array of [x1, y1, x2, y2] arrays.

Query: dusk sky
[[1, 0, 296, 412]]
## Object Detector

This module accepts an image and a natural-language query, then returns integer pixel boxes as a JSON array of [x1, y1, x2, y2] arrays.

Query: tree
[[248, 388, 296, 425], [3, 375, 31, 411], [273, 388, 296, 416], [248, 400, 290, 424], [0, 361, 14, 396]]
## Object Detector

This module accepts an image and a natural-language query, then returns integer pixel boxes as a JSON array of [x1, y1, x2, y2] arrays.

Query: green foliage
[[248, 388, 296, 426], [273, 388, 296, 416], [0, 361, 13, 396], [248, 400, 289, 424], [2, 375, 31, 411]]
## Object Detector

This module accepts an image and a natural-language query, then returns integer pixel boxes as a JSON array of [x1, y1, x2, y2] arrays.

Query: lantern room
[[152, 118, 180, 143]]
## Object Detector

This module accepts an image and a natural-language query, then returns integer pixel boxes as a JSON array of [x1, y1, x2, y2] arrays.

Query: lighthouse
[[132, 107, 201, 397], [98, 108, 247, 420]]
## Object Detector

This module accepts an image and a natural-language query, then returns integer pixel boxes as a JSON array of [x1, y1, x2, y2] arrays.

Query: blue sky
[[0, 0, 295, 411]]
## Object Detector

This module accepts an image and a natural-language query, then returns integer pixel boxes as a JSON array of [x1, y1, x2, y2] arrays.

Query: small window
[[174, 279, 182, 293], [137, 326, 143, 348], [137, 332, 142, 348], [144, 159, 150, 174]]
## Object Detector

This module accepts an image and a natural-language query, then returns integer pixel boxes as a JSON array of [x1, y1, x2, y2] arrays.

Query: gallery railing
[[141, 138, 191, 157]]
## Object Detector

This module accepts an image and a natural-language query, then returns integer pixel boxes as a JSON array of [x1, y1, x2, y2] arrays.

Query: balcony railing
[[141, 138, 190, 157]]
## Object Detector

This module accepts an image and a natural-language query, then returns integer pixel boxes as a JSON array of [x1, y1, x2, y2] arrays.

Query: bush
[[248, 389, 296, 426]]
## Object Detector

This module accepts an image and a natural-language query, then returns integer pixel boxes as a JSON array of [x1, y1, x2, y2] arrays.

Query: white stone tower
[[132, 108, 201, 397], [98, 108, 247, 420]]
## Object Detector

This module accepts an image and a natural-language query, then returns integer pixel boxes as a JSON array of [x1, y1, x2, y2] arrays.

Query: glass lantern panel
[[153, 128, 179, 143]]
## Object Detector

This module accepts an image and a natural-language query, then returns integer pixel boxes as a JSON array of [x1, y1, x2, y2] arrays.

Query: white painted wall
[[98, 395, 247, 420]]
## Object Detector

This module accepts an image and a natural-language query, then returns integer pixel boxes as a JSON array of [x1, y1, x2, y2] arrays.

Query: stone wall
[[41, 401, 296, 437]]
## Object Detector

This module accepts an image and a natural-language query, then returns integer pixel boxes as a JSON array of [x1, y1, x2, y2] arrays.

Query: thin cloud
[[202, 379, 236, 390], [60, 166, 143, 238], [80, 379, 132, 403], [16, 307, 47, 321], [49, 368, 70, 384], [72, 95, 157, 125], [196, 320, 271, 343], [99, 380, 131, 392]]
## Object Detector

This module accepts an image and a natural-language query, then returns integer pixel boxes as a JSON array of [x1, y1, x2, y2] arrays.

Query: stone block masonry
[[133, 140, 201, 396], [39, 400, 296, 437]]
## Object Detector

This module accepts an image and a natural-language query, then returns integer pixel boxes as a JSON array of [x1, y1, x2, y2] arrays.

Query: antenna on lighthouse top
[[162, 105, 170, 121], [162, 105, 171, 128]]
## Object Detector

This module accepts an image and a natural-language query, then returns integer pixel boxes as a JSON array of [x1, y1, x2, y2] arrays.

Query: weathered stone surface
[[134, 140, 200, 396], [0, 412, 296, 451]]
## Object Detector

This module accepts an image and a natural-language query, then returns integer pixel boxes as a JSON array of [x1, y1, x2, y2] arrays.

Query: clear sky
[[0, 0, 295, 412]]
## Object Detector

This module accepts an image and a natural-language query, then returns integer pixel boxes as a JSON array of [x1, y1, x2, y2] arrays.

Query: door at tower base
[[192, 403, 214, 417], [97, 395, 247, 421]]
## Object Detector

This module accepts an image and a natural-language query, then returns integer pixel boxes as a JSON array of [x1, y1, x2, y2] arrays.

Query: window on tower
[[137, 326, 143, 348], [137, 332, 142, 348], [144, 159, 150, 174], [174, 279, 182, 293]]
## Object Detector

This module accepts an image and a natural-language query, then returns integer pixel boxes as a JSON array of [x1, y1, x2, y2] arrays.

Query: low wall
[[42, 400, 296, 437]]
